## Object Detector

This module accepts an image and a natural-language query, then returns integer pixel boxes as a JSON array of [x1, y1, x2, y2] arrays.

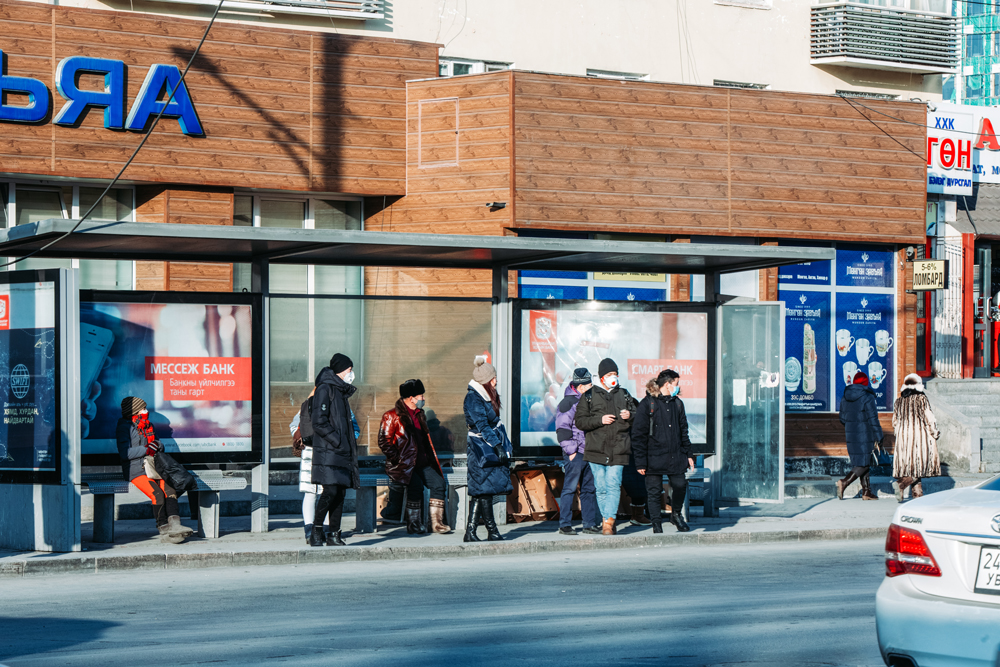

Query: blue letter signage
[[0, 51, 202, 135]]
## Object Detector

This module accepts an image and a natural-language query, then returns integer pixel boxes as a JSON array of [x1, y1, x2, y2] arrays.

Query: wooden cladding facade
[[0, 0, 438, 194]]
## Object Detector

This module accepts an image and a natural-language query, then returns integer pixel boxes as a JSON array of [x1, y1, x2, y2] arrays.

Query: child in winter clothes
[[554, 368, 601, 535]]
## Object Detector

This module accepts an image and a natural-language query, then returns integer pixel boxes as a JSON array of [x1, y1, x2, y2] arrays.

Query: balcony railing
[[811, 1, 960, 74], [147, 0, 383, 19]]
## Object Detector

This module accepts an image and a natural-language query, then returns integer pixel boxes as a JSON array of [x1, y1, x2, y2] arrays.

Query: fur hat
[[598, 358, 618, 378], [852, 371, 869, 386], [570, 367, 592, 386], [901, 373, 924, 392], [399, 378, 425, 399], [473, 355, 496, 384], [645, 379, 660, 397], [121, 396, 147, 418], [329, 353, 353, 375]]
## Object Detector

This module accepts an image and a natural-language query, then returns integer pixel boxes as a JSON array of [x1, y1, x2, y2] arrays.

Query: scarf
[[133, 413, 157, 451]]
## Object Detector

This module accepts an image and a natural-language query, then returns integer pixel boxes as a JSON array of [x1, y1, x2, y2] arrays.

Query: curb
[[0, 526, 887, 578]]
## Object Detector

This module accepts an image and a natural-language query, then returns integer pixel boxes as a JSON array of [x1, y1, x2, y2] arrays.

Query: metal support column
[[491, 265, 511, 524], [251, 258, 270, 533], [705, 270, 721, 517]]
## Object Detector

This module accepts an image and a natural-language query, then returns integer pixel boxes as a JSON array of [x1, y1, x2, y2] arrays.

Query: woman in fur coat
[[892, 373, 940, 502]]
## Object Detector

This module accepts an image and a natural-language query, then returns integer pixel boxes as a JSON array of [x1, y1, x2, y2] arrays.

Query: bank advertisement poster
[[836, 246, 895, 289], [80, 302, 253, 455], [834, 293, 894, 411], [779, 290, 831, 413], [777, 259, 831, 286], [519, 308, 708, 448], [0, 282, 57, 472]]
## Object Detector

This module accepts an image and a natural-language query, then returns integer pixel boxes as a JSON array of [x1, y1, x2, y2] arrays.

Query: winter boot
[[380, 485, 405, 524], [911, 480, 924, 499], [157, 524, 183, 544], [630, 504, 652, 526], [309, 525, 326, 547], [895, 477, 914, 503], [651, 520, 663, 534], [304, 523, 313, 544], [481, 499, 504, 541], [836, 470, 859, 500], [429, 498, 451, 534], [601, 518, 614, 535], [670, 511, 691, 533], [166, 515, 194, 539], [406, 501, 426, 534], [463, 498, 482, 543], [861, 475, 878, 500], [326, 529, 346, 546]]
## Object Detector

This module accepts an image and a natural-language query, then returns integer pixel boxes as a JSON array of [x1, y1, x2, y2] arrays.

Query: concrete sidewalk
[[0, 496, 900, 577]]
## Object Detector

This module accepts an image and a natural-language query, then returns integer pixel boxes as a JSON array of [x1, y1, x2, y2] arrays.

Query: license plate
[[975, 547, 1000, 595]]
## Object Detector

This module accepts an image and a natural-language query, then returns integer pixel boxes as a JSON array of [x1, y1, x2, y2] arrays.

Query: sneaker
[[582, 525, 602, 535], [558, 526, 576, 536]]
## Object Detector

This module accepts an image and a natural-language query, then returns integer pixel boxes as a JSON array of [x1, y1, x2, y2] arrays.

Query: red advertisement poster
[[627, 359, 708, 399], [145, 357, 252, 401], [529, 310, 557, 353], [0, 295, 9, 330]]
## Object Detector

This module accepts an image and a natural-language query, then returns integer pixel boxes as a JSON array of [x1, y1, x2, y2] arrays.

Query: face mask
[[415, 399, 426, 409], [605, 375, 619, 389], [670, 385, 681, 397], [344, 371, 355, 385]]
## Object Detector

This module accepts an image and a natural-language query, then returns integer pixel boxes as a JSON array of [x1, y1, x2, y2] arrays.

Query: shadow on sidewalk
[[0, 617, 119, 661]]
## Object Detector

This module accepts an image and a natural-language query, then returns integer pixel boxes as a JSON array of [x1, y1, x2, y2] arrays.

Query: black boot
[[326, 530, 346, 546], [481, 498, 503, 541], [651, 520, 663, 534], [670, 511, 690, 533], [406, 501, 426, 534], [464, 498, 482, 543], [304, 523, 313, 544], [309, 525, 326, 547], [380, 485, 405, 523]]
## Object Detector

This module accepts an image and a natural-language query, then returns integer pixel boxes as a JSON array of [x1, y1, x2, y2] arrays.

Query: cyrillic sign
[[0, 50, 202, 135], [912, 259, 947, 291], [927, 106, 973, 196]]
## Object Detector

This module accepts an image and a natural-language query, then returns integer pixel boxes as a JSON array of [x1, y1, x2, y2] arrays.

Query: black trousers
[[315, 484, 346, 531], [644, 473, 687, 520], [621, 463, 647, 505], [408, 465, 446, 502]]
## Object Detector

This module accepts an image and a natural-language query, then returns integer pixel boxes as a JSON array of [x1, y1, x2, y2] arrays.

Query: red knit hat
[[852, 371, 869, 386]]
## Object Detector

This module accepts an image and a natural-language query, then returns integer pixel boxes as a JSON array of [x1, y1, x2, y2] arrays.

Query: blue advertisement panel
[[836, 245, 895, 289], [835, 292, 894, 411], [777, 260, 831, 286], [519, 285, 588, 300], [0, 281, 57, 473], [593, 287, 666, 301], [780, 290, 831, 412]]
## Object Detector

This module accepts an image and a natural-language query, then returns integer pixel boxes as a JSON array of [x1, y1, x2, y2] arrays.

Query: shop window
[[79, 187, 131, 221], [16, 189, 66, 226], [233, 195, 253, 227]]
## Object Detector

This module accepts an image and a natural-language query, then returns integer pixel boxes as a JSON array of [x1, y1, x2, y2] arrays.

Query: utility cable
[[2, 0, 226, 268], [840, 95, 927, 161], [962, 195, 980, 235], [838, 94, 987, 137]]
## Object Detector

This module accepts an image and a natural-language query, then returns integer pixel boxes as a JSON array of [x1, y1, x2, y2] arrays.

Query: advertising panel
[[80, 300, 254, 456], [780, 290, 831, 413], [836, 246, 895, 289], [777, 260, 831, 286], [926, 106, 974, 196], [0, 281, 57, 474], [518, 306, 709, 450], [835, 293, 894, 411]]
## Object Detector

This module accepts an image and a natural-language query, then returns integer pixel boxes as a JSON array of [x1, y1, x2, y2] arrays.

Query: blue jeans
[[560, 454, 599, 528], [589, 462, 624, 522]]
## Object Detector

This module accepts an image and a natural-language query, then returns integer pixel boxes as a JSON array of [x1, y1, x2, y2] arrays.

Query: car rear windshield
[[980, 475, 1000, 491]]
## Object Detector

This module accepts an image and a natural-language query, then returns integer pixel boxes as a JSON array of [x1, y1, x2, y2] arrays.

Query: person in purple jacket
[[556, 368, 602, 535]]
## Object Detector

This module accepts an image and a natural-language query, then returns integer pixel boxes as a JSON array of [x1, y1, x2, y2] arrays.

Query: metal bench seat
[[356, 469, 468, 534]]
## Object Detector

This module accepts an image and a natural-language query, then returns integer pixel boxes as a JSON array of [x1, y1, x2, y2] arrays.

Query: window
[[438, 58, 511, 77], [79, 187, 132, 221], [16, 188, 67, 226], [715, 0, 771, 8], [835, 89, 900, 100], [586, 69, 649, 81], [966, 33, 986, 58], [966, 0, 989, 16], [714, 79, 770, 90], [966, 73, 986, 99], [0, 184, 7, 228]]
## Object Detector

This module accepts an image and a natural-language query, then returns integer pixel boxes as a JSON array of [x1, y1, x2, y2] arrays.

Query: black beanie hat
[[570, 368, 592, 386], [330, 353, 353, 374], [399, 378, 425, 399], [598, 358, 618, 378]]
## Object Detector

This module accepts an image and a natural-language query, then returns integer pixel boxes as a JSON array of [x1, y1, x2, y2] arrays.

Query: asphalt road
[[0, 539, 887, 667]]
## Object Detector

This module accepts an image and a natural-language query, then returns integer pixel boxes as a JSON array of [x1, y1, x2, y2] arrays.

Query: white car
[[876, 476, 1000, 667]]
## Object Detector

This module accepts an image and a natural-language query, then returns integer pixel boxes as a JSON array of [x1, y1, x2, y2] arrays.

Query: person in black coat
[[631, 369, 695, 533], [309, 353, 360, 547], [837, 371, 884, 501]]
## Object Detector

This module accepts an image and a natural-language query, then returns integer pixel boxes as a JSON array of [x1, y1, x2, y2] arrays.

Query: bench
[[356, 469, 469, 534], [682, 467, 715, 520], [82, 471, 248, 543]]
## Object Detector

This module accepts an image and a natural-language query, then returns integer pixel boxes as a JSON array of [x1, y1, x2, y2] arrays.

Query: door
[[717, 301, 785, 502], [972, 242, 1000, 377]]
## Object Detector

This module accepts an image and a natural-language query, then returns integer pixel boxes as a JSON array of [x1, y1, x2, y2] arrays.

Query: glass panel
[[79, 187, 131, 221], [967, 75, 985, 100], [16, 189, 65, 225], [61, 186, 73, 217], [233, 264, 251, 292], [79, 259, 133, 290], [261, 200, 306, 293], [967, 34, 986, 58], [916, 322, 926, 372], [916, 291, 926, 318], [452, 62, 472, 76], [314, 199, 361, 231], [720, 303, 783, 501], [0, 183, 7, 228], [269, 298, 491, 457], [233, 195, 253, 227]]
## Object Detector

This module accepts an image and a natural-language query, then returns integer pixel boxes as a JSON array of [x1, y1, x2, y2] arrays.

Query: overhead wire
[[1, 0, 227, 269], [839, 95, 927, 161]]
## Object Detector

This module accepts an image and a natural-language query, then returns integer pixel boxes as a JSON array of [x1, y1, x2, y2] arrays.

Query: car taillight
[[885, 523, 941, 577]]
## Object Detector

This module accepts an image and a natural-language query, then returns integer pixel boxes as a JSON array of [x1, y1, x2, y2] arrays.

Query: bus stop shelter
[[0, 219, 835, 552]]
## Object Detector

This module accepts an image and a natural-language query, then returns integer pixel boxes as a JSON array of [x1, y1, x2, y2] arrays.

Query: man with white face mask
[[575, 358, 636, 535]]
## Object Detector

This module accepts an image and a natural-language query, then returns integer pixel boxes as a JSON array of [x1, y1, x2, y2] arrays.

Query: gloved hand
[[146, 440, 162, 457]]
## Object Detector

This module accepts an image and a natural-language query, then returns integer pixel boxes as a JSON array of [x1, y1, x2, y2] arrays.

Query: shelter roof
[[0, 220, 836, 274]]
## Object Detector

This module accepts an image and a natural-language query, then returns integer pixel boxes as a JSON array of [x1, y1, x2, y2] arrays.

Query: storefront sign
[[927, 106, 974, 196], [0, 281, 57, 474], [912, 259, 947, 291], [835, 293, 894, 411], [780, 290, 831, 413], [0, 50, 203, 135], [836, 246, 895, 289]]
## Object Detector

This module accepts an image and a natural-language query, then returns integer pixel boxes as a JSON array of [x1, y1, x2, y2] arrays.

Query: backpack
[[293, 397, 314, 457], [585, 386, 637, 414]]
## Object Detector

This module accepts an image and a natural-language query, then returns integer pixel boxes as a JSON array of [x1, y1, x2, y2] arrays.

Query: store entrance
[[972, 241, 1000, 377]]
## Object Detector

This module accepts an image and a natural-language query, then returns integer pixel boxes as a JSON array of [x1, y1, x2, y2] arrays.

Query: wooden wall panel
[[0, 0, 437, 195]]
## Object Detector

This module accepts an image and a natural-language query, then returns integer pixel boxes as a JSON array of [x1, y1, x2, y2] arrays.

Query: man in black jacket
[[631, 369, 695, 533]]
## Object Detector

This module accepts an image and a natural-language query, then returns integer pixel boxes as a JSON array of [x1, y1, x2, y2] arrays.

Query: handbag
[[870, 439, 893, 475], [143, 455, 162, 480], [467, 423, 513, 469]]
